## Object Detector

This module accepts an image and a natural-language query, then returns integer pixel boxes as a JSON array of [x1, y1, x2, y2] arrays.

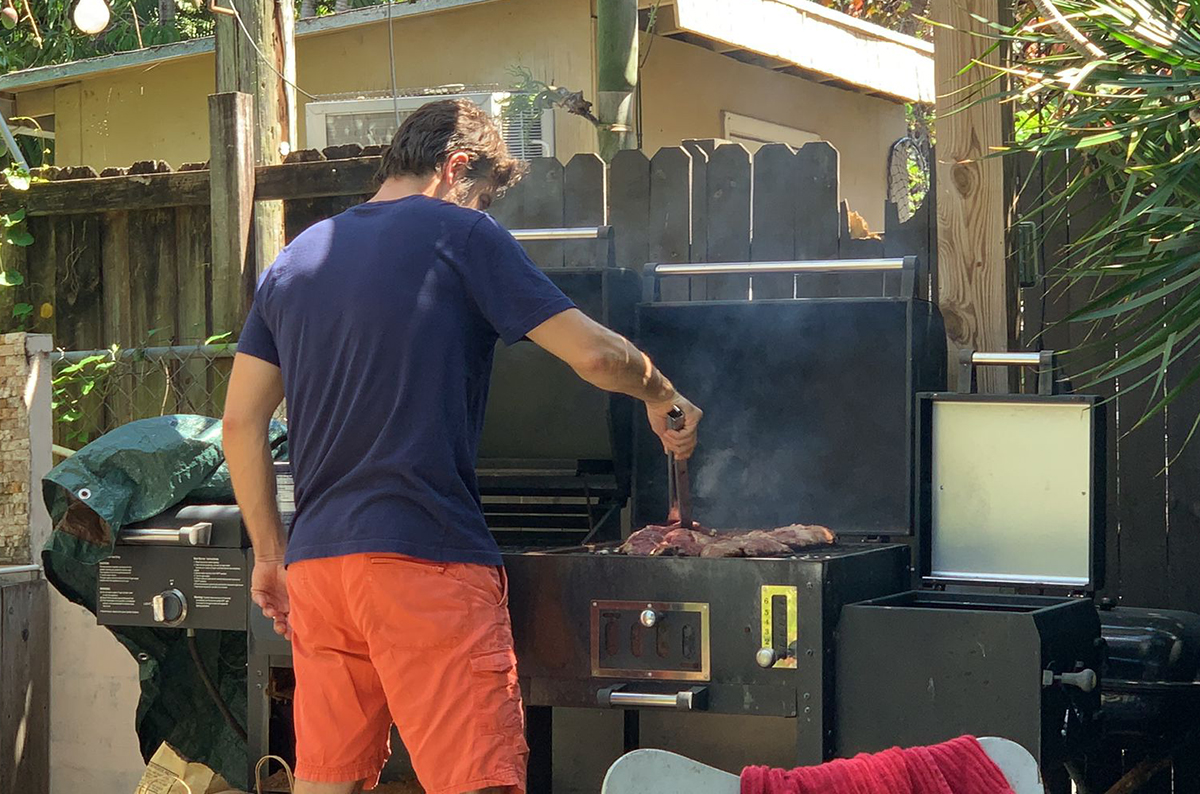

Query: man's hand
[[251, 558, 291, 639], [646, 395, 703, 460]]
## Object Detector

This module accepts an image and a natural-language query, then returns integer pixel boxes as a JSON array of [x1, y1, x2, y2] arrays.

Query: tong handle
[[667, 406, 686, 431]]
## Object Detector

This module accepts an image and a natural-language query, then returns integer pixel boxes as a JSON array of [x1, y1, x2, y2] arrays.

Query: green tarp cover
[[41, 415, 286, 791]]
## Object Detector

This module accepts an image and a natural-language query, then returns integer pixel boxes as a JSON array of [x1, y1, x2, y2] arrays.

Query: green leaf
[[80, 380, 95, 396], [5, 227, 34, 247], [0, 270, 23, 287], [12, 303, 33, 319], [4, 209, 26, 226], [4, 169, 31, 191]]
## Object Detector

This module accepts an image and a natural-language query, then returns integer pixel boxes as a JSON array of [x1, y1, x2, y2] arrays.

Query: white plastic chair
[[600, 737, 1043, 794]]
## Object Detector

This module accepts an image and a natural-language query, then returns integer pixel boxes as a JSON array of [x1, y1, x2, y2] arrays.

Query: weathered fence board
[[493, 157, 565, 268], [750, 143, 799, 300], [704, 144, 752, 300], [0, 579, 50, 794], [795, 142, 841, 299], [680, 141, 710, 280], [563, 154, 606, 269], [648, 147, 692, 302], [609, 149, 652, 275]]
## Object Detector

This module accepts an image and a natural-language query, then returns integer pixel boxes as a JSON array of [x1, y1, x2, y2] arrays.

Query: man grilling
[[222, 99, 702, 794]]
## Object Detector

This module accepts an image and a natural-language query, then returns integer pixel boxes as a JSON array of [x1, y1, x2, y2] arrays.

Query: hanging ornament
[[1, 1, 17, 29], [72, 0, 111, 34]]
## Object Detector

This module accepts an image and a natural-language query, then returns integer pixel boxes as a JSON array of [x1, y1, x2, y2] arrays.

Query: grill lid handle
[[642, 257, 919, 301]]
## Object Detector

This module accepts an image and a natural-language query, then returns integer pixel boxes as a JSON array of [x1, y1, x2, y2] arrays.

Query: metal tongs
[[666, 406, 693, 529]]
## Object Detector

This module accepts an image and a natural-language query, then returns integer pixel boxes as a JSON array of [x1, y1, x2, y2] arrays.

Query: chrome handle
[[598, 685, 707, 710], [510, 227, 607, 241], [971, 352, 1044, 366], [755, 648, 779, 668], [118, 522, 213, 546], [639, 609, 660, 628], [958, 349, 1058, 396], [649, 258, 909, 277], [609, 691, 698, 709]]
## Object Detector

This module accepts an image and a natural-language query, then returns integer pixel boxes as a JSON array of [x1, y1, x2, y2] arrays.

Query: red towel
[[741, 736, 1016, 794]]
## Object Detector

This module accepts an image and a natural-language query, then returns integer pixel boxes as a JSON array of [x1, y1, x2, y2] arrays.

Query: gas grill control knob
[[151, 589, 187, 626], [756, 648, 779, 668], [640, 610, 661, 628]]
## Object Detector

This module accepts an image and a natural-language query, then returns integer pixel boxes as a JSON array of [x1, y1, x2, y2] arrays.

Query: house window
[[304, 91, 554, 160], [722, 111, 820, 152]]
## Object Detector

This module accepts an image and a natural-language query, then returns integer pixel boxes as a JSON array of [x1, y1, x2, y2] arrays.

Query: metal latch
[[758, 585, 798, 669], [118, 522, 213, 547], [1042, 668, 1098, 693]]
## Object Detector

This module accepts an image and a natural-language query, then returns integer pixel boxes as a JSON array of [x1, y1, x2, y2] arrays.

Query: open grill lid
[[631, 258, 947, 536], [476, 257, 641, 548], [916, 351, 1107, 592]]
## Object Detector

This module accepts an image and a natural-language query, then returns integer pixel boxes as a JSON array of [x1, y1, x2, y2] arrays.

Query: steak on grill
[[619, 522, 835, 558]]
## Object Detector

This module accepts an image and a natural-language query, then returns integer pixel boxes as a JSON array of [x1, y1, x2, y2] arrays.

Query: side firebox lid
[[916, 393, 1106, 591]]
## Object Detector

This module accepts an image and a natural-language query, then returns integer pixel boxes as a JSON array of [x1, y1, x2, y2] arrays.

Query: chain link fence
[[50, 343, 241, 452]]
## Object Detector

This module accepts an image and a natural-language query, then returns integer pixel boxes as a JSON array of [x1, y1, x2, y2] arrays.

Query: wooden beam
[[0, 157, 385, 216], [209, 92, 256, 335], [932, 0, 1012, 392], [214, 0, 290, 277], [255, 157, 380, 200]]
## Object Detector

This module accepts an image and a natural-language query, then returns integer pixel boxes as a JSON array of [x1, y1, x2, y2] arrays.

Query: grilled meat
[[770, 524, 836, 549], [619, 528, 666, 555], [620, 522, 835, 558]]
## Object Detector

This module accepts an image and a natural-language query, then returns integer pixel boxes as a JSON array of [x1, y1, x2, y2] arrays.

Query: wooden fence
[[1014, 151, 1200, 623], [0, 140, 934, 438]]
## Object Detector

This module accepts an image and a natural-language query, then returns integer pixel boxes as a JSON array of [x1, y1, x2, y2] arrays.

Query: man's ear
[[445, 151, 472, 184]]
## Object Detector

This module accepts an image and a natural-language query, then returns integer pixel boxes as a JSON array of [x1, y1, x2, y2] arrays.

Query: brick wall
[[0, 333, 52, 565]]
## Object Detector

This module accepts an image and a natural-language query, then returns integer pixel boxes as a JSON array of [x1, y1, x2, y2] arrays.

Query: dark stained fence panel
[[563, 154, 607, 269], [703, 143, 752, 300], [749, 143, 798, 300], [648, 147, 693, 302]]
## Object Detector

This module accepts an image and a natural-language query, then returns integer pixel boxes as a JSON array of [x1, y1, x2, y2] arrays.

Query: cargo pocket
[[470, 649, 524, 736]]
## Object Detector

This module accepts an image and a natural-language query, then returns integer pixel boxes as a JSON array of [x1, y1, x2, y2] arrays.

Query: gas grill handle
[[598, 685, 708, 711], [118, 522, 213, 547]]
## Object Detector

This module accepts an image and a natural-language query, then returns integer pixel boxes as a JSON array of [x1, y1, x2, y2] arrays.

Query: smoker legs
[[623, 710, 640, 754], [246, 651, 272, 787], [526, 705, 553, 794]]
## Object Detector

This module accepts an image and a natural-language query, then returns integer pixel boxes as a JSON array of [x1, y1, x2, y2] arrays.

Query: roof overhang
[[0, 0, 498, 93], [639, 0, 934, 105]]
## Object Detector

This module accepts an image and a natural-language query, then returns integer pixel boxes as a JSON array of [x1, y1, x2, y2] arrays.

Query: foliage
[[0, 0, 412, 73], [821, 0, 932, 39], [52, 347, 117, 444], [984, 0, 1200, 429]]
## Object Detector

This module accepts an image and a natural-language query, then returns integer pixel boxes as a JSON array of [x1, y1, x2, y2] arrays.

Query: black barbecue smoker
[[90, 250, 1200, 793]]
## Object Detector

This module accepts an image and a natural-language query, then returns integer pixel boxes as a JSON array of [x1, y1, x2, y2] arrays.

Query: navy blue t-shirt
[[237, 195, 575, 566]]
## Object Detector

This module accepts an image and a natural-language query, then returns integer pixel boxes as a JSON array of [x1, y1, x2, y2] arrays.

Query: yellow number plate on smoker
[[760, 586, 798, 669]]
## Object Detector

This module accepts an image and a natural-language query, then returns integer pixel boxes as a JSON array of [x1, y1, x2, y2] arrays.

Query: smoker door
[[836, 590, 1101, 764]]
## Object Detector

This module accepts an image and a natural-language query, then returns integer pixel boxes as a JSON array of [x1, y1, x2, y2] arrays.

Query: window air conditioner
[[303, 90, 555, 160]]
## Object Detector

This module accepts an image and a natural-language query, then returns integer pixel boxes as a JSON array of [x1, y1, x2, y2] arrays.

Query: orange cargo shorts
[[286, 552, 529, 793]]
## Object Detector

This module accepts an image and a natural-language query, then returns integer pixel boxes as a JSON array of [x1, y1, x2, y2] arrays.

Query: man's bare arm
[[526, 308, 702, 458], [223, 353, 287, 561]]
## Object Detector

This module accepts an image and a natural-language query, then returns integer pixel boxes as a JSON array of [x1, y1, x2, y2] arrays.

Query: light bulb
[[72, 0, 110, 35]]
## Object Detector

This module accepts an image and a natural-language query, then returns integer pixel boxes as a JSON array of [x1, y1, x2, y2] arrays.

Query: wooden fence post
[[209, 92, 256, 334], [931, 0, 1012, 392]]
